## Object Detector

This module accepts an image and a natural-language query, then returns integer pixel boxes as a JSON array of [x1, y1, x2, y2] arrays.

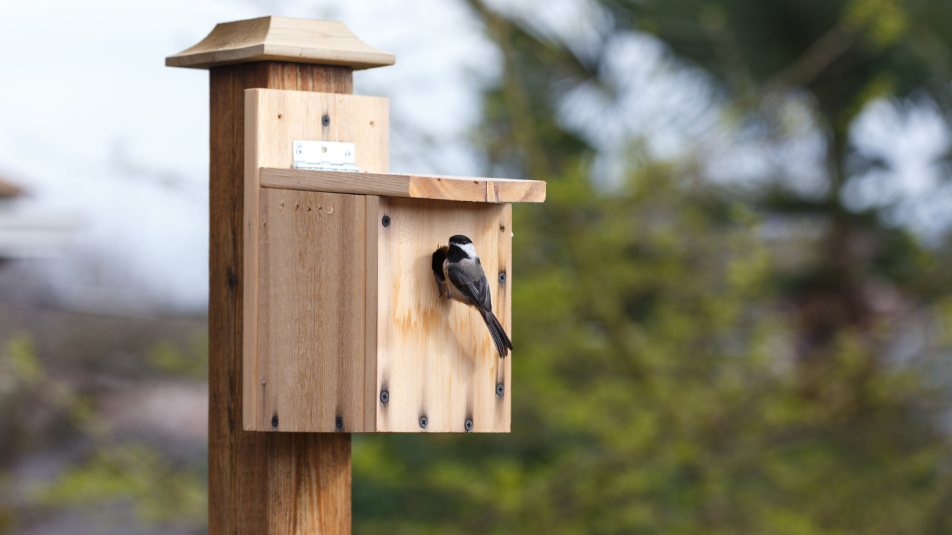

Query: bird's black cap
[[449, 235, 472, 245]]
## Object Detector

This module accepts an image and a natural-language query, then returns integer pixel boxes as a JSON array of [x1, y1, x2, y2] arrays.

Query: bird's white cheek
[[460, 243, 478, 259]]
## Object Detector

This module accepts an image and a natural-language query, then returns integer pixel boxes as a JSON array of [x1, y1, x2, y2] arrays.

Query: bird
[[432, 235, 513, 358]]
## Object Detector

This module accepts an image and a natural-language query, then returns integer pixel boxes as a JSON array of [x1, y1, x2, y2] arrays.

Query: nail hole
[[419, 416, 428, 429], [496, 384, 504, 396], [271, 414, 278, 428], [322, 115, 330, 127], [380, 390, 389, 403], [465, 419, 474, 432], [336, 416, 343, 429], [382, 215, 391, 227]]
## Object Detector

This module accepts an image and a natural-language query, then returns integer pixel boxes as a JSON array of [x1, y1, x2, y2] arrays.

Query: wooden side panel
[[208, 62, 353, 535], [376, 198, 512, 433], [257, 189, 371, 432], [363, 196, 379, 432], [496, 204, 513, 429], [244, 88, 388, 432]]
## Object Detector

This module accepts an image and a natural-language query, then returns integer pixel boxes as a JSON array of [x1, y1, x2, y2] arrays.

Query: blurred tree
[[599, 0, 952, 356], [353, 0, 952, 533]]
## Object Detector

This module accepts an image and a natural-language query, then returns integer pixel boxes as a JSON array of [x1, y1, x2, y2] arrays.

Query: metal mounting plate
[[292, 140, 359, 172]]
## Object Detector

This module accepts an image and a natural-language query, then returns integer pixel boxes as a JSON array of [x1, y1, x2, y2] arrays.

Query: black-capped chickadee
[[432, 235, 513, 358]]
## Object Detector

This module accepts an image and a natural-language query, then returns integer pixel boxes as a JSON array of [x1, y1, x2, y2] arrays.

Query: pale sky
[[0, 0, 948, 313], [0, 0, 498, 311]]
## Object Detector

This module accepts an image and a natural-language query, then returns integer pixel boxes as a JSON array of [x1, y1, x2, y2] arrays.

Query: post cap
[[166, 16, 395, 70]]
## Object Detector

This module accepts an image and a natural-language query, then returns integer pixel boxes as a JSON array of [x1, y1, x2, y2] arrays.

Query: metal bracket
[[292, 140, 360, 172]]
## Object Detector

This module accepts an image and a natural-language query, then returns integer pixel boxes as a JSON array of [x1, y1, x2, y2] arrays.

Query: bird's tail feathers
[[481, 309, 513, 358]]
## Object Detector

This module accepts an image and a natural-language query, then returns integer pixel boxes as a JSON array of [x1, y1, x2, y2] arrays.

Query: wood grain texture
[[208, 61, 353, 535], [268, 434, 351, 533], [246, 89, 388, 173], [241, 73, 514, 434], [376, 198, 512, 433], [363, 196, 379, 432], [167, 17, 395, 70], [256, 189, 373, 432], [495, 205, 513, 429], [244, 88, 388, 432], [260, 168, 546, 203]]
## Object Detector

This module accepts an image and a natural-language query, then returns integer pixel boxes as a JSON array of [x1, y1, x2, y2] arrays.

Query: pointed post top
[[166, 16, 396, 70]]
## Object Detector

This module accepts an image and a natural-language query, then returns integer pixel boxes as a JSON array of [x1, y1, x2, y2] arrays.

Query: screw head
[[271, 415, 278, 428], [498, 272, 506, 284], [496, 384, 505, 396], [322, 115, 330, 127], [465, 419, 474, 432], [336, 416, 343, 429], [380, 390, 389, 403], [382, 215, 390, 227], [419, 416, 428, 429]]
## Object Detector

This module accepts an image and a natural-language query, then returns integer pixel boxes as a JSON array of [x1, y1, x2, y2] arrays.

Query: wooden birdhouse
[[240, 88, 544, 433], [169, 20, 548, 434]]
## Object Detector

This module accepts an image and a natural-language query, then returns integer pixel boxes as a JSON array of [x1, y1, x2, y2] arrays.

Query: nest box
[[242, 88, 545, 433]]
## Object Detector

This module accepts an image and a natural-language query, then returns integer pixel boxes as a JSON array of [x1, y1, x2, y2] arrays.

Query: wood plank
[[260, 167, 546, 203], [363, 196, 379, 432], [376, 198, 511, 432], [208, 61, 353, 535], [167, 17, 395, 70], [257, 189, 370, 432], [495, 205, 512, 430], [242, 89, 261, 432], [244, 88, 388, 434]]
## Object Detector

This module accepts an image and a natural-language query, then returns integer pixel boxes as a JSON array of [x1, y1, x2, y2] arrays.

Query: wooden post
[[167, 17, 395, 534]]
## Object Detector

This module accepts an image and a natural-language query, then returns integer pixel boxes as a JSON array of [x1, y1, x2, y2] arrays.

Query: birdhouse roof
[[166, 17, 396, 70]]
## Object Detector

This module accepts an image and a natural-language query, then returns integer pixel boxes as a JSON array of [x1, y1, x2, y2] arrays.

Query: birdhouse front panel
[[376, 197, 511, 433], [243, 88, 541, 433]]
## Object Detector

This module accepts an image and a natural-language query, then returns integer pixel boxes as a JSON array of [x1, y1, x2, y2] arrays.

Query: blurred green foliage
[[0, 334, 207, 533], [353, 147, 952, 535], [148, 335, 209, 379], [34, 448, 206, 526], [354, 0, 952, 533]]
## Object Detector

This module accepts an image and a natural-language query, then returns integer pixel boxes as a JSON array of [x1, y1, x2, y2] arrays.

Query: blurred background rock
[[2, 0, 952, 533]]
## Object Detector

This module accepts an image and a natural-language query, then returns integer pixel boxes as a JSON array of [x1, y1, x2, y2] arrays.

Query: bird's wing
[[447, 261, 493, 312]]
